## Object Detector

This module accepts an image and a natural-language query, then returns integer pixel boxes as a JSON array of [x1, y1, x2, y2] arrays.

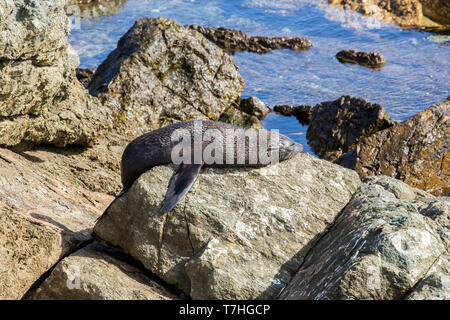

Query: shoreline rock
[[306, 95, 393, 161], [0, 0, 106, 148], [336, 50, 386, 68], [336, 99, 449, 196], [280, 176, 449, 300], [273, 105, 314, 125], [88, 17, 246, 137], [327, 0, 449, 30], [186, 25, 312, 54]]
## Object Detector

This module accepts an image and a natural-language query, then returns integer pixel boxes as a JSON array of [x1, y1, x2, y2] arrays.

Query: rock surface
[[0, 0, 106, 148], [94, 154, 361, 299], [236, 97, 271, 120], [338, 100, 449, 196], [280, 176, 449, 300], [65, 0, 128, 18], [30, 242, 177, 300], [405, 253, 450, 300], [88, 17, 245, 137], [273, 105, 314, 125], [327, 0, 449, 29], [420, 0, 450, 25], [15, 133, 128, 196], [307, 95, 393, 161], [187, 25, 312, 54], [0, 147, 112, 299], [327, 0, 422, 27], [336, 50, 386, 68]]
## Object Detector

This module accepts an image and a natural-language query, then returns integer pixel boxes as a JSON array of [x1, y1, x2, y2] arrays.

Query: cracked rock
[[0, 0, 106, 148]]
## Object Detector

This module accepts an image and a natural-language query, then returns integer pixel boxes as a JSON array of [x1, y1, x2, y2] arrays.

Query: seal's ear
[[160, 164, 203, 213]]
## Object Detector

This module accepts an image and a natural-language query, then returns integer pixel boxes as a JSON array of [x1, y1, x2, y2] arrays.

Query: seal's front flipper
[[160, 164, 203, 213]]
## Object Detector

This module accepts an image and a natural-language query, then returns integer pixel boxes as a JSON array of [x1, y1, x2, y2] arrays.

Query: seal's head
[[275, 133, 303, 161]]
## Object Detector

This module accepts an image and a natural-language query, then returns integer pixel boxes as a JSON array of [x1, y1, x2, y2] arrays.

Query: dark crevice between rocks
[[21, 238, 95, 300]]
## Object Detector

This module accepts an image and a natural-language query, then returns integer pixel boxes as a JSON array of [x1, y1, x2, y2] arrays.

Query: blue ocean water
[[69, 0, 450, 155]]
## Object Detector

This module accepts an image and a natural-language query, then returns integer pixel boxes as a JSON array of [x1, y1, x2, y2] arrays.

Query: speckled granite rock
[[280, 176, 449, 300], [94, 153, 361, 299]]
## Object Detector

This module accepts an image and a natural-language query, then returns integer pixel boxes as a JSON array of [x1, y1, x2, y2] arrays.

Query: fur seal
[[103, 120, 302, 217]]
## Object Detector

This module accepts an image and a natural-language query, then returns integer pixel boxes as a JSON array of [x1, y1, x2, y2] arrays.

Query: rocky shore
[[0, 0, 448, 300], [327, 0, 449, 30], [336, 50, 386, 68], [186, 25, 312, 54]]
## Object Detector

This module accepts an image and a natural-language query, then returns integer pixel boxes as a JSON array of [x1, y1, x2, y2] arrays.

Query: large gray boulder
[[89, 17, 245, 137], [0, 0, 106, 147], [280, 176, 449, 300], [30, 242, 177, 300], [94, 154, 361, 299]]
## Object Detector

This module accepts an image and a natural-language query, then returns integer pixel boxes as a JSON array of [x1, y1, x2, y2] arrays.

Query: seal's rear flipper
[[160, 164, 203, 213]]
